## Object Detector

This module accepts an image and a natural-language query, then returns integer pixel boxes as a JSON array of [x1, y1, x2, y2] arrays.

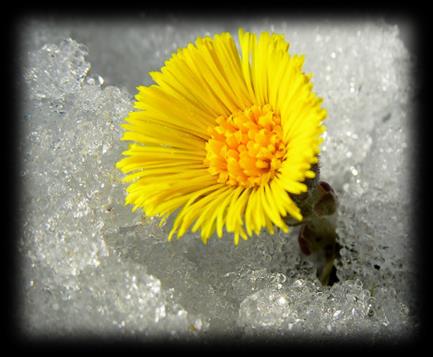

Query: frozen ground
[[18, 16, 417, 341]]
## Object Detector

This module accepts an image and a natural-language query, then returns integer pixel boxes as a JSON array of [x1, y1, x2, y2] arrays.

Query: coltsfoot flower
[[116, 29, 327, 245]]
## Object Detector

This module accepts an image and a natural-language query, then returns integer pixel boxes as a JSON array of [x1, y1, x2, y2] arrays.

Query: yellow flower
[[116, 29, 327, 245]]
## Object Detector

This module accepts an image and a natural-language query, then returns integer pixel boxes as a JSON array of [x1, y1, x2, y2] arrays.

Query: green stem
[[287, 180, 340, 286]]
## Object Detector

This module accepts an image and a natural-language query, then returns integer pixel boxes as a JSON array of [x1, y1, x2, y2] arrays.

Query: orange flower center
[[205, 104, 286, 188]]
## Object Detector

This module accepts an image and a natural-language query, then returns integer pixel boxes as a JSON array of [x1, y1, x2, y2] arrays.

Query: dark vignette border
[[5, 3, 430, 353]]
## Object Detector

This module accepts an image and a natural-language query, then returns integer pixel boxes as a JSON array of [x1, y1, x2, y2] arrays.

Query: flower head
[[116, 29, 327, 245]]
